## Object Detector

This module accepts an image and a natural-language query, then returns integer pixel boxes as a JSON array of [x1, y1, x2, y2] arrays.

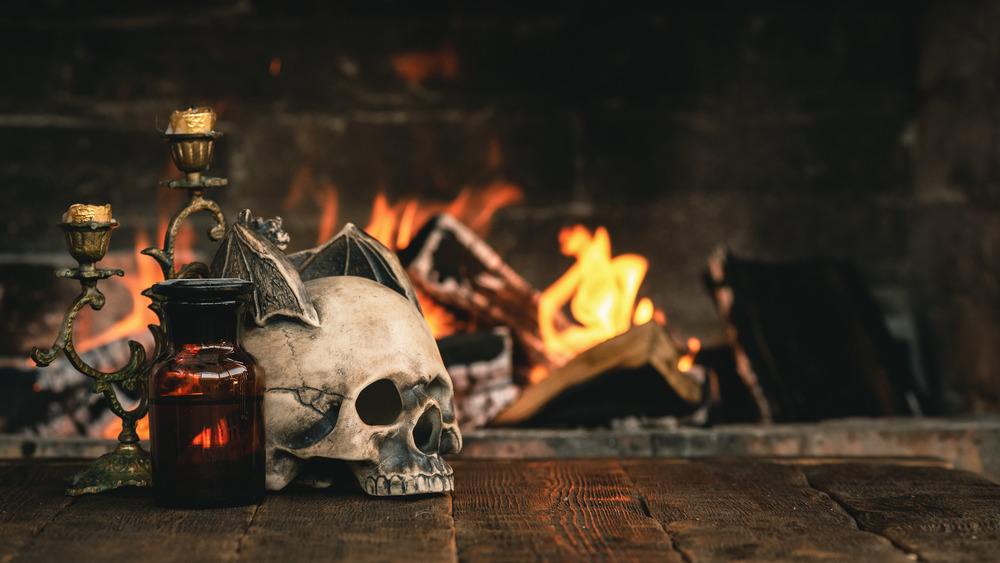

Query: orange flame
[[392, 44, 459, 86], [416, 289, 457, 339], [74, 231, 160, 353], [357, 182, 523, 337], [538, 225, 653, 361], [677, 337, 701, 373], [316, 183, 340, 245], [101, 414, 149, 441], [360, 181, 524, 253], [191, 418, 230, 448]]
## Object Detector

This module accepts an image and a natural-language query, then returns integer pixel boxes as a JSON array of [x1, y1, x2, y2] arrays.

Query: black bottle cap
[[151, 278, 254, 303]]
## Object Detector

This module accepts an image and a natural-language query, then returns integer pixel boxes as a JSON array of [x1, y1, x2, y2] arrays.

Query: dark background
[[2, 1, 997, 415]]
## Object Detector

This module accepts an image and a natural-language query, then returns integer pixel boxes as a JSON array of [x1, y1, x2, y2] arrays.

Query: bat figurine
[[289, 223, 422, 313], [211, 209, 320, 327]]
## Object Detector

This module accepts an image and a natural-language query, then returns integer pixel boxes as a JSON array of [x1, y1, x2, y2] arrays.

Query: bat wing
[[289, 223, 421, 312], [211, 209, 320, 327]]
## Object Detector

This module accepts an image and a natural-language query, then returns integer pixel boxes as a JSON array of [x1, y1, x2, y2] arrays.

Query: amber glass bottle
[[148, 278, 265, 508]]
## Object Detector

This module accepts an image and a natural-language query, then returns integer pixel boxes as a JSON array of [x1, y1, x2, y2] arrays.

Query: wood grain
[[3, 457, 1000, 562], [622, 458, 914, 562], [17, 480, 254, 562], [0, 460, 78, 562], [450, 458, 681, 561], [804, 462, 1000, 563], [238, 479, 455, 563]]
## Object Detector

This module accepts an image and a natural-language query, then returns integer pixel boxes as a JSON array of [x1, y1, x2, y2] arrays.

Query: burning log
[[706, 247, 920, 423], [489, 322, 703, 428], [398, 213, 573, 376], [437, 328, 520, 431]]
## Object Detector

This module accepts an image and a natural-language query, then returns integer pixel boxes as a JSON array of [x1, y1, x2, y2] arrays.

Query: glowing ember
[[677, 337, 701, 373], [538, 225, 656, 362], [528, 365, 549, 385]]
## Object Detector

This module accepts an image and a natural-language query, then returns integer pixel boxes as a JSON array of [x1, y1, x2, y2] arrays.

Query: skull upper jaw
[[349, 456, 455, 496]]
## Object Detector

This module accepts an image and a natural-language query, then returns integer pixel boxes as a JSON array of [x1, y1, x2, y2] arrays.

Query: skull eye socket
[[356, 378, 402, 425]]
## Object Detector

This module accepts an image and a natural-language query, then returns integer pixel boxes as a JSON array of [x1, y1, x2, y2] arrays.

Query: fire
[[190, 419, 230, 448], [101, 414, 149, 441], [74, 230, 161, 353], [297, 170, 523, 336], [356, 182, 523, 338], [316, 184, 339, 245], [677, 337, 701, 373], [538, 225, 656, 361], [416, 288, 458, 339], [361, 181, 524, 252], [391, 44, 459, 86]]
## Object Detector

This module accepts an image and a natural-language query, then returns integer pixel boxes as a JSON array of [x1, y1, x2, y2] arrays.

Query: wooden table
[[2, 457, 999, 562]]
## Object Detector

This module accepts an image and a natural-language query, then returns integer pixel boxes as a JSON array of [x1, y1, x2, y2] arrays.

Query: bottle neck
[[162, 300, 246, 346]]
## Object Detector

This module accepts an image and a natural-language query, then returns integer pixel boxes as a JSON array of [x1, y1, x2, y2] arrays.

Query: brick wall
[[6, 2, 995, 414]]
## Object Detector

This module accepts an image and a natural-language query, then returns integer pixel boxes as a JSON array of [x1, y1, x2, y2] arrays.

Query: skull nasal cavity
[[356, 379, 403, 425], [414, 406, 443, 455]]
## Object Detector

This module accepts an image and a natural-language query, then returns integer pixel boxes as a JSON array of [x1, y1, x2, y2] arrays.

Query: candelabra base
[[65, 441, 152, 496]]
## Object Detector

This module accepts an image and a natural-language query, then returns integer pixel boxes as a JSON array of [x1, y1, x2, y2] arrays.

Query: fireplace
[[3, 3, 999, 445]]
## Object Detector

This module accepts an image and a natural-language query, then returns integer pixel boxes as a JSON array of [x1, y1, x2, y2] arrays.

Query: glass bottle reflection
[[148, 278, 265, 508]]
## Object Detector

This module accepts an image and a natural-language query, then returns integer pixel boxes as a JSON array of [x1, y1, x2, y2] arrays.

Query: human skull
[[244, 275, 462, 496]]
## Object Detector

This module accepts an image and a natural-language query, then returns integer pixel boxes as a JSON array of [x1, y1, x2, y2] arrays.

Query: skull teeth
[[364, 472, 454, 496]]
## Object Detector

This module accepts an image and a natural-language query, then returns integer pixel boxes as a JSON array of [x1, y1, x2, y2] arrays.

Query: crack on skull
[[271, 386, 343, 450], [251, 276, 464, 496], [279, 325, 307, 389]]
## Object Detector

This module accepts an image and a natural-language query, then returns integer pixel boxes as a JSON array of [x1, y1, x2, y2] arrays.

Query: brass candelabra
[[30, 107, 230, 495]]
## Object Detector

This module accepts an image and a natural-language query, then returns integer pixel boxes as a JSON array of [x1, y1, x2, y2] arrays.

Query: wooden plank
[[622, 458, 914, 562], [17, 481, 254, 563], [238, 473, 456, 563], [449, 458, 681, 561], [803, 462, 1000, 563], [0, 459, 79, 561]]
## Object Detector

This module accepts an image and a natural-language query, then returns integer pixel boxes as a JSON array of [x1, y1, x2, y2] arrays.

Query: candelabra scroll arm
[[28, 270, 153, 496], [141, 188, 227, 280], [30, 277, 110, 368], [30, 277, 146, 380], [91, 376, 148, 443], [29, 275, 148, 407]]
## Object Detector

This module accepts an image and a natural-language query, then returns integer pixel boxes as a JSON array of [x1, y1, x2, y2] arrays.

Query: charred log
[[706, 248, 920, 423], [489, 322, 703, 428], [437, 328, 519, 431], [399, 213, 572, 377]]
